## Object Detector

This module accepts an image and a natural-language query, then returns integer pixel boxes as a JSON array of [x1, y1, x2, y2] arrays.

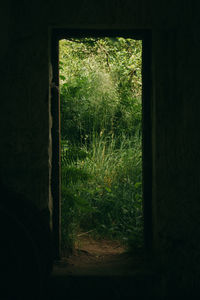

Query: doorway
[[51, 29, 152, 260]]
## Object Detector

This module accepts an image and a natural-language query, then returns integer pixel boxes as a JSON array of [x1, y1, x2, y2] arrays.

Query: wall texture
[[152, 27, 200, 296], [1, 0, 200, 297]]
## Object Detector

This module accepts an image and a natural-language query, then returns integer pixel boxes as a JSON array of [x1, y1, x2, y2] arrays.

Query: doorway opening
[[51, 30, 152, 265]]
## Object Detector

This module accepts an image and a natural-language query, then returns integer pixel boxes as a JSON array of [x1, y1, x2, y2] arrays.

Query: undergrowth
[[61, 134, 143, 253], [60, 37, 143, 254]]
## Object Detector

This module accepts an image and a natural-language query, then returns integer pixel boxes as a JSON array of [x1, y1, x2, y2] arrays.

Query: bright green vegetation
[[59, 37, 143, 254]]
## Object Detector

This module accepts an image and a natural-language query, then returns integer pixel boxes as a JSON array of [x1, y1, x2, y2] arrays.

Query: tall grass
[[61, 133, 143, 253], [60, 37, 143, 254]]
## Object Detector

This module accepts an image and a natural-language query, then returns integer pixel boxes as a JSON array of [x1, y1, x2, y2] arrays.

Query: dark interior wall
[[0, 2, 52, 212], [152, 4, 200, 292], [152, 27, 200, 294], [1, 0, 200, 295]]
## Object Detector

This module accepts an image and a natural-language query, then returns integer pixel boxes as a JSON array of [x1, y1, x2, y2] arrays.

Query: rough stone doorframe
[[50, 29, 152, 259]]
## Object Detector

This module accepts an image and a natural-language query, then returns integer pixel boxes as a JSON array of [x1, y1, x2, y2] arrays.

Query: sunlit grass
[[60, 37, 143, 254], [61, 133, 143, 252]]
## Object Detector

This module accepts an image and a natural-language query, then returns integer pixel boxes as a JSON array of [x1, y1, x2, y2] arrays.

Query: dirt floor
[[53, 234, 146, 276], [75, 234, 126, 256]]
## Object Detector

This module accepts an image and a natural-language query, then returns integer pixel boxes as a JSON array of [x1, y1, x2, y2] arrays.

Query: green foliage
[[60, 37, 142, 145], [60, 37, 143, 253]]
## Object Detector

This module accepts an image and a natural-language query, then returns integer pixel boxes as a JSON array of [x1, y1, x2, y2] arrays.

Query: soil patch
[[53, 235, 146, 276], [75, 235, 125, 256]]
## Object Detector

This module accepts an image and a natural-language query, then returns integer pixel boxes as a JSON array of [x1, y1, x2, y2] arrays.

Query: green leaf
[[60, 75, 66, 80]]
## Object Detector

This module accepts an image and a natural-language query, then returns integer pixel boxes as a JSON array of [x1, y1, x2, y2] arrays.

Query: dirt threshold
[[52, 235, 147, 276]]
